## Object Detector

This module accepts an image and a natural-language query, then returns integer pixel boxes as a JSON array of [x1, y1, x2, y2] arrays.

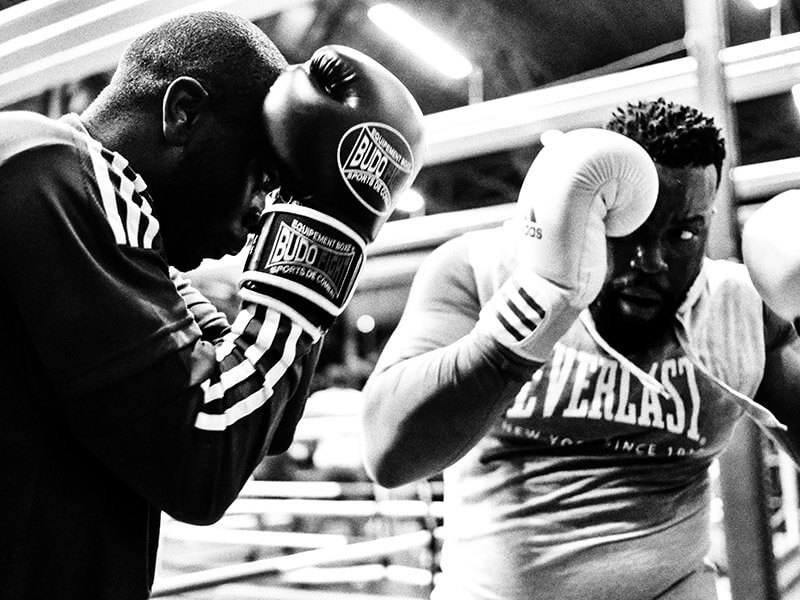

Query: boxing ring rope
[[238, 480, 388, 499], [155, 581, 425, 600], [163, 522, 350, 550], [160, 587, 422, 600], [224, 498, 444, 520], [150, 528, 438, 597]]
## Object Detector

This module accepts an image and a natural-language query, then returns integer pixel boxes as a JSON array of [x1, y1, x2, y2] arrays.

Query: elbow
[[361, 438, 422, 489], [164, 495, 231, 526], [364, 457, 412, 489], [162, 478, 240, 525]]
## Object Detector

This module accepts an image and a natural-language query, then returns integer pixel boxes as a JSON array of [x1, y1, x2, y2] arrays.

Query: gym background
[[3, 0, 800, 598]]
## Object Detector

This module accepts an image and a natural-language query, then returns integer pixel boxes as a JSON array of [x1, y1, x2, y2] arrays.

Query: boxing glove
[[475, 128, 659, 362], [239, 45, 425, 340], [742, 190, 800, 328]]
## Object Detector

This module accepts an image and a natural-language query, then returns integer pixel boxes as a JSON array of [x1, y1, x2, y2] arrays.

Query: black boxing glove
[[239, 45, 425, 340]]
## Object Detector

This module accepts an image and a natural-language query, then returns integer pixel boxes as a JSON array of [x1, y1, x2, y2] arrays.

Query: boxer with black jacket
[[0, 11, 423, 599]]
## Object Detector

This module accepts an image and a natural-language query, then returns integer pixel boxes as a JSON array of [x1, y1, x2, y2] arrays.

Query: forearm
[[362, 332, 535, 488]]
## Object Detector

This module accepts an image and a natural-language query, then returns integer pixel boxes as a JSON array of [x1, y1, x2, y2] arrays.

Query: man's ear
[[162, 76, 209, 145]]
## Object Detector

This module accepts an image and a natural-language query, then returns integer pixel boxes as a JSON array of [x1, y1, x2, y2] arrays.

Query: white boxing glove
[[476, 128, 659, 362], [742, 190, 800, 325]]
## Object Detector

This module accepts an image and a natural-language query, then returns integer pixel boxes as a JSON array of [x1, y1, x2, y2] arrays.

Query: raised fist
[[477, 128, 658, 362], [239, 46, 425, 339]]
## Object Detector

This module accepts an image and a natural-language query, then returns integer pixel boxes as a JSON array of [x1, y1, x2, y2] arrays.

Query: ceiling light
[[356, 314, 376, 334], [540, 129, 564, 147], [791, 82, 800, 113], [750, 0, 779, 9], [368, 2, 473, 79], [395, 188, 425, 214]]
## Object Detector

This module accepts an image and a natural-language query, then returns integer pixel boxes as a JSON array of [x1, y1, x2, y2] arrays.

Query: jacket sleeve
[[361, 234, 539, 488], [71, 314, 324, 525]]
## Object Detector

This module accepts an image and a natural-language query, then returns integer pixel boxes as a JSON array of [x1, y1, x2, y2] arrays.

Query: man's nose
[[243, 194, 267, 234], [629, 242, 668, 274]]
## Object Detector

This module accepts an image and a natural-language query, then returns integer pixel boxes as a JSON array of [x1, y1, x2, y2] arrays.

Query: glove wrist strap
[[239, 203, 366, 325], [476, 269, 582, 363]]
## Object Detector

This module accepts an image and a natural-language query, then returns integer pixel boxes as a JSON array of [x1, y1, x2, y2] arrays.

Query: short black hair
[[94, 11, 287, 123], [606, 97, 726, 185]]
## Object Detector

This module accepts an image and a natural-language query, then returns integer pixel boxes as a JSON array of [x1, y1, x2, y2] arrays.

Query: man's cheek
[[604, 242, 631, 283]]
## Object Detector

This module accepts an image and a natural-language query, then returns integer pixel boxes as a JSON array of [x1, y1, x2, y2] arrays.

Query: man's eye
[[256, 173, 277, 194]]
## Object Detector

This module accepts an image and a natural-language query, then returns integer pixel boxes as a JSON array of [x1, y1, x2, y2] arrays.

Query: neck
[[81, 108, 131, 153], [81, 106, 166, 186]]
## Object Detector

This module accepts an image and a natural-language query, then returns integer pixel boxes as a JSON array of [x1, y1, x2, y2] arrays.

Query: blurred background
[[4, 0, 800, 598]]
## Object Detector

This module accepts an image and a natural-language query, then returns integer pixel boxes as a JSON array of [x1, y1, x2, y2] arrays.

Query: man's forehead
[[672, 195, 715, 221], [654, 163, 717, 217]]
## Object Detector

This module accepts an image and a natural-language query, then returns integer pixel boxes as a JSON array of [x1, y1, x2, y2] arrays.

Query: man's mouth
[[618, 285, 663, 304], [614, 284, 665, 319]]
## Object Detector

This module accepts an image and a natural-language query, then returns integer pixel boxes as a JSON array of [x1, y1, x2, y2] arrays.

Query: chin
[[167, 251, 203, 272], [617, 304, 664, 325], [618, 304, 674, 339], [592, 297, 672, 352]]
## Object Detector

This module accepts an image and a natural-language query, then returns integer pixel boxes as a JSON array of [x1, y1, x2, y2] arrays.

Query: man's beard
[[589, 286, 678, 355]]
